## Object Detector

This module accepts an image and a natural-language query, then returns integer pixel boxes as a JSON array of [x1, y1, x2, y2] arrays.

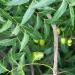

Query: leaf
[[0, 8, 12, 20], [20, 32, 29, 51], [0, 61, 8, 74], [69, 5, 74, 27], [51, 0, 67, 23], [34, 14, 42, 30], [21, 1, 36, 25], [44, 20, 50, 39], [8, 48, 18, 65], [17, 66, 25, 75], [33, 0, 56, 8], [0, 20, 12, 33], [12, 25, 20, 35], [67, 0, 75, 6], [19, 54, 25, 65], [7, 0, 29, 6], [11, 66, 25, 75], [0, 38, 16, 46], [23, 25, 42, 39], [0, 16, 5, 22]]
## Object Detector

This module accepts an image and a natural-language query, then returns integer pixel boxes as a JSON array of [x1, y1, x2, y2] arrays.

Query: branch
[[47, 14, 58, 75]]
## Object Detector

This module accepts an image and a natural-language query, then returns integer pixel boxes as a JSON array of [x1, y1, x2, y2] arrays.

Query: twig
[[47, 14, 58, 75]]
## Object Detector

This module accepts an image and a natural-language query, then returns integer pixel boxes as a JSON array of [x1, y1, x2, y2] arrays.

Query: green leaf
[[7, 0, 29, 6], [0, 20, 12, 33], [34, 14, 42, 30], [0, 61, 8, 74], [67, 0, 75, 6], [21, 1, 36, 25], [19, 54, 25, 65], [44, 20, 50, 39], [51, 0, 67, 23], [12, 25, 20, 35], [8, 48, 18, 65], [33, 0, 56, 8], [69, 5, 74, 27], [0, 38, 16, 46], [20, 32, 29, 51], [0, 16, 5, 22], [23, 25, 42, 39], [17, 66, 25, 75], [0, 8, 12, 20]]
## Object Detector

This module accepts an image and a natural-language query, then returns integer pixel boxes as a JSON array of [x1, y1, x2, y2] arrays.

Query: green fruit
[[61, 37, 66, 44], [32, 52, 44, 61], [67, 39, 72, 46], [39, 39, 45, 46], [33, 39, 39, 43]]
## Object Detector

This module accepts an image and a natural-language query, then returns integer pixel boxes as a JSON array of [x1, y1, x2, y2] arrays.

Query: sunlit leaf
[[20, 32, 29, 51], [7, 0, 29, 6], [51, 0, 67, 23], [33, 0, 56, 8], [0, 20, 12, 33], [21, 1, 36, 25], [69, 5, 74, 27]]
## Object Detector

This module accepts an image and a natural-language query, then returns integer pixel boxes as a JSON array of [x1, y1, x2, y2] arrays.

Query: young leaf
[[33, 0, 56, 8], [20, 32, 29, 51], [51, 0, 67, 23], [69, 5, 74, 27], [0, 20, 12, 33], [21, 1, 36, 25], [7, 0, 29, 6]]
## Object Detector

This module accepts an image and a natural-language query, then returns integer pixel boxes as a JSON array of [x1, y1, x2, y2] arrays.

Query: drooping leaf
[[21, 1, 36, 25], [33, 0, 56, 8], [34, 14, 42, 30], [44, 20, 50, 39], [51, 0, 67, 23], [20, 32, 29, 51], [69, 5, 74, 27], [7, 0, 29, 6], [0, 20, 12, 33]]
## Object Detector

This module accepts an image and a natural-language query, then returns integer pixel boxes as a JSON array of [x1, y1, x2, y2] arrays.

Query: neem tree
[[0, 0, 75, 75]]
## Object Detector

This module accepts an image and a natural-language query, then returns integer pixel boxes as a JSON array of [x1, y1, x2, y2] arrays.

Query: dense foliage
[[0, 0, 75, 75]]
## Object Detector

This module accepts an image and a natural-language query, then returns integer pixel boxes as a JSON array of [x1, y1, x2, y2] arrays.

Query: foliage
[[0, 0, 75, 75]]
